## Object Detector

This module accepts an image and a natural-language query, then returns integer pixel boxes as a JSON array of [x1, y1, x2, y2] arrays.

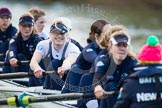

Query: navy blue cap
[[19, 16, 34, 26], [50, 22, 68, 34]]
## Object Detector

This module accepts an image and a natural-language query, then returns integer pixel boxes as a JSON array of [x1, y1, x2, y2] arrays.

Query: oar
[[0, 53, 5, 57], [0, 91, 116, 107], [0, 71, 54, 79], [0, 60, 29, 66]]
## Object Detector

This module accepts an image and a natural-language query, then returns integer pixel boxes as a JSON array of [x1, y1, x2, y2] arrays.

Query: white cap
[[110, 35, 131, 45]]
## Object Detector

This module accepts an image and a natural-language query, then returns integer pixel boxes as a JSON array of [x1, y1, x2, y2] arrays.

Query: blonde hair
[[52, 17, 72, 32], [100, 25, 136, 59]]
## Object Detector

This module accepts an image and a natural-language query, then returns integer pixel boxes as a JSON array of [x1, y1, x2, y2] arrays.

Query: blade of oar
[[0, 91, 116, 106], [0, 71, 55, 79], [0, 86, 61, 94], [0, 60, 29, 66]]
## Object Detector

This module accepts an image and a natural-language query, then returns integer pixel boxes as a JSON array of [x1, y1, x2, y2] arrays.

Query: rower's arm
[[30, 51, 43, 72], [62, 55, 77, 70]]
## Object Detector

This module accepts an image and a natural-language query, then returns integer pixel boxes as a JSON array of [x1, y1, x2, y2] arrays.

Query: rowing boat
[[0, 71, 115, 108], [0, 79, 77, 108], [0, 61, 78, 108]]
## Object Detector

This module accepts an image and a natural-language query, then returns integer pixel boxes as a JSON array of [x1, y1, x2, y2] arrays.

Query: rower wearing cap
[[2, 13, 42, 74], [0, 7, 17, 62], [29, 18, 81, 89], [52, 17, 83, 51], [114, 35, 162, 108], [92, 25, 137, 108]]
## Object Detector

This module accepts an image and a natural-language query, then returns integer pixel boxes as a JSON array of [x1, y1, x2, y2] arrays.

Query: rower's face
[[49, 31, 66, 46], [0, 16, 11, 30], [110, 42, 129, 62], [35, 16, 46, 32], [19, 24, 33, 38]]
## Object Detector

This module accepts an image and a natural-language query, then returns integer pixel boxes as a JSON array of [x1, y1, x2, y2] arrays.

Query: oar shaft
[[26, 93, 86, 103], [0, 99, 7, 105], [0, 72, 28, 79], [0, 60, 29, 66], [27, 91, 116, 103], [0, 53, 5, 57], [0, 91, 116, 106]]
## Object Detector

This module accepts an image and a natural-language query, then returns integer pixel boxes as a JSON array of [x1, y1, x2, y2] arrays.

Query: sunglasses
[[19, 16, 34, 25], [50, 22, 68, 35], [115, 42, 128, 48]]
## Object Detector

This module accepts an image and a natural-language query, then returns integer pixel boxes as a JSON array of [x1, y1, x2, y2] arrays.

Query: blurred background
[[1, 0, 162, 54]]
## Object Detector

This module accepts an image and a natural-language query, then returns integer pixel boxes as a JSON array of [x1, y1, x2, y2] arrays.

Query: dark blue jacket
[[75, 41, 102, 70], [114, 64, 162, 108], [93, 52, 137, 89], [0, 24, 17, 59], [8, 33, 42, 60]]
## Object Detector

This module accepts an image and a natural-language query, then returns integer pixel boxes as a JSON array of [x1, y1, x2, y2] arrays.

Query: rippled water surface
[[0, 1, 162, 107]]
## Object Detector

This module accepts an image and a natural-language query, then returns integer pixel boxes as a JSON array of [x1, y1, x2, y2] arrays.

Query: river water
[[0, 0, 162, 107], [1, 0, 162, 53]]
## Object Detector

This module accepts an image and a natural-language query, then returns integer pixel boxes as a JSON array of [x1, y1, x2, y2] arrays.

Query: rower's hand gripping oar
[[0, 71, 54, 79], [0, 60, 29, 66], [0, 91, 117, 108]]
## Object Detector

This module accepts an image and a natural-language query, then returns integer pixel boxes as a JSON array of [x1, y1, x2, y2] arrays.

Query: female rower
[[114, 35, 162, 108], [93, 25, 137, 108], [0, 7, 17, 61], [29, 7, 49, 40], [2, 13, 42, 74], [30, 18, 81, 89], [61, 19, 111, 93]]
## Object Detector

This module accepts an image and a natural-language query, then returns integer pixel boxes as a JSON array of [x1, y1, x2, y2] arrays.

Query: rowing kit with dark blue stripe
[[114, 64, 162, 108]]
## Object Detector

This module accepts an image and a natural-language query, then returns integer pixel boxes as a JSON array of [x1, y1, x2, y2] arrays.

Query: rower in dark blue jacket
[[61, 20, 111, 93], [0, 7, 17, 61], [92, 25, 137, 108], [114, 35, 162, 108], [2, 13, 42, 74]]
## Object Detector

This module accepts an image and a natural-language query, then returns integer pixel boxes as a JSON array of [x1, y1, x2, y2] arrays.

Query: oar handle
[[28, 71, 55, 77], [0, 60, 29, 66], [82, 91, 117, 98]]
